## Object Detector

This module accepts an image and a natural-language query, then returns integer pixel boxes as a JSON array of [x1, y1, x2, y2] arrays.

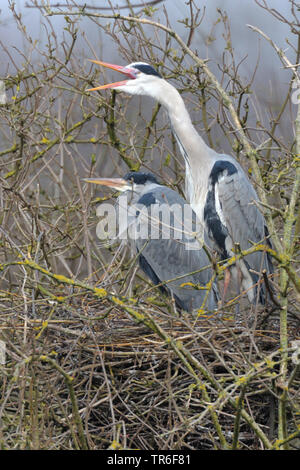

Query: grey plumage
[[204, 156, 273, 302], [131, 181, 218, 312]]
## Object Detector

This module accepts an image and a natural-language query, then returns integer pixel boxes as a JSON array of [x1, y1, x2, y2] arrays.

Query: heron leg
[[222, 268, 231, 303]]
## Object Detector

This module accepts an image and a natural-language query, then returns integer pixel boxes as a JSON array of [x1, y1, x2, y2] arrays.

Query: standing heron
[[85, 171, 219, 312], [87, 60, 273, 304]]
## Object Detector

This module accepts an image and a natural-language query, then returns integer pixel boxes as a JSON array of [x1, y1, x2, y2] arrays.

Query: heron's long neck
[[157, 82, 216, 208]]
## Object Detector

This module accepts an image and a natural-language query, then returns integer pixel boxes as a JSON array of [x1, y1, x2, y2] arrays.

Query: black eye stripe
[[124, 171, 160, 185], [131, 63, 161, 78]]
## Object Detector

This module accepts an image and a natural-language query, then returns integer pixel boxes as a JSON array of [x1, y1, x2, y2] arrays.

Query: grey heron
[[84, 171, 219, 312], [87, 60, 273, 305]]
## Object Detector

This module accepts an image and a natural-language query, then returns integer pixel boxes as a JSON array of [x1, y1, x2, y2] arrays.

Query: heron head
[[87, 60, 163, 98], [84, 171, 160, 194]]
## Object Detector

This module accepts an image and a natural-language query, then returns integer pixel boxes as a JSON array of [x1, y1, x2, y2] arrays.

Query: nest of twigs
[[1, 288, 299, 450]]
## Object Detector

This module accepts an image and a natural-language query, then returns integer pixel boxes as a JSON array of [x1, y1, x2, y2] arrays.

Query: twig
[[25, 0, 165, 11]]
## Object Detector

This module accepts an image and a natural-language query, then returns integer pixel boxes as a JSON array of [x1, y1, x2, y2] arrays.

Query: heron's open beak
[[83, 177, 131, 192], [87, 60, 137, 91]]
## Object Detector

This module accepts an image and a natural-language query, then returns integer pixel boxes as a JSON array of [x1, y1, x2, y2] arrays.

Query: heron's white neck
[[151, 80, 217, 209]]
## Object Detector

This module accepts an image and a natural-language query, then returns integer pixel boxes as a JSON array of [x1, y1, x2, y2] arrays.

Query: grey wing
[[135, 186, 218, 311], [217, 169, 273, 275], [136, 237, 218, 312]]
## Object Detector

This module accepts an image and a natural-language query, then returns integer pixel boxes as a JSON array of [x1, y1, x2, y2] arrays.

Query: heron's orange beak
[[83, 177, 131, 192], [87, 60, 137, 91]]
